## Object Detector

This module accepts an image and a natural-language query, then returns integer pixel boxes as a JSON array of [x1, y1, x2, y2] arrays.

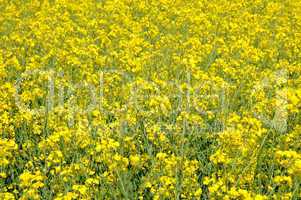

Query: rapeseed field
[[0, 0, 300, 199]]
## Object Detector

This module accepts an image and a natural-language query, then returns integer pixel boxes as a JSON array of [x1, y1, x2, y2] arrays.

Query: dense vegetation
[[0, 0, 300, 199]]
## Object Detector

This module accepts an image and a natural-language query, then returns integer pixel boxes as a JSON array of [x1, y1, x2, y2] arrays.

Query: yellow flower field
[[0, 0, 300, 199]]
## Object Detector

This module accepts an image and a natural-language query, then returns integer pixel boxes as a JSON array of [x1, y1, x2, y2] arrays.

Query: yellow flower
[[273, 176, 292, 186], [72, 185, 88, 196], [129, 155, 140, 167]]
